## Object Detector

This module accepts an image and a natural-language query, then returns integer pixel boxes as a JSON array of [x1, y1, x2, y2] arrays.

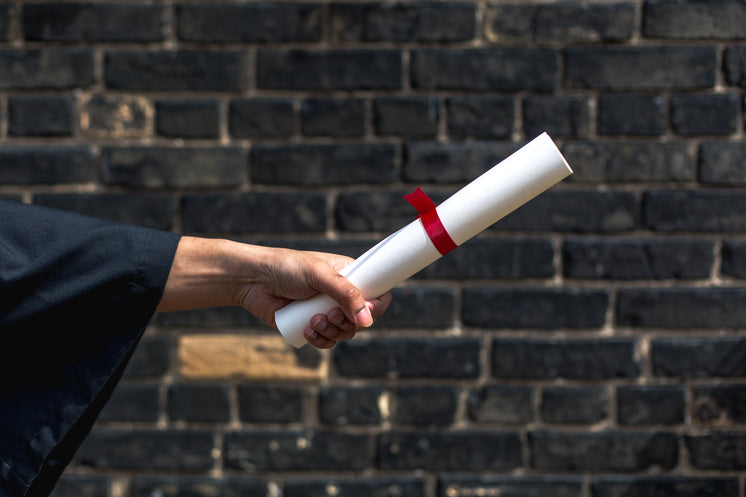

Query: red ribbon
[[403, 186, 458, 256]]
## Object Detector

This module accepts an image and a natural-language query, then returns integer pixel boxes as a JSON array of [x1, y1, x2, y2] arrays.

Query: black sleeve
[[0, 199, 181, 497]]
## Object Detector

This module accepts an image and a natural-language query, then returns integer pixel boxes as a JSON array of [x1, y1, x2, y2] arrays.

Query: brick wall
[[2, 1, 746, 496]]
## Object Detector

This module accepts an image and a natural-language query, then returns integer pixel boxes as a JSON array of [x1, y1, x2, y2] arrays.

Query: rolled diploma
[[275, 132, 573, 347]]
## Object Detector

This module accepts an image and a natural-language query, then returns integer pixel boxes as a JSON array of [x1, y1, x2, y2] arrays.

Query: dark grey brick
[[467, 385, 534, 424], [403, 141, 519, 183], [373, 287, 455, 329], [75, 429, 214, 470], [336, 189, 436, 233], [446, 96, 514, 139], [592, 477, 739, 497], [50, 475, 110, 497], [522, 95, 590, 139], [0, 146, 92, 184], [692, 385, 746, 424], [132, 476, 270, 497], [411, 48, 557, 91], [0, 3, 8, 41], [8, 95, 74, 136], [462, 287, 608, 329], [102, 147, 246, 189], [250, 143, 396, 186], [156, 99, 220, 139], [439, 476, 584, 497], [529, 431, 678, 471], [330, 2, 475, 42], [394, 386, 459, 426], [643, 0, 746, 39], [686, 432, 746, 469], [237, 385, 304, 424], [617, 386, 685, 426], [699, 141, 746, 185], [671, 94, 739, 136], [564, 46, 717, 90], [563, 238, 714, 280], [105, 50, 250, 91], [229, 98, 294, 139], [618, 288, 746, 328], [644, 190, 746, 232], [492, 338, 639, 380], [0, 48, 94, 89], [724, 46, 746, 87], [334, 338, 481, 379], [598, 94, 667, 136], [541, 386, 609, 424], [181, 192, 327, 234], [373, 96, 440, 139], [177, 2, 321, 42], [82, 94, 149, 138], [285, 477, 427, 497], [223, 430, 370, 471], [169, 384, 231, 423], [318, 386, 384, 426], [24, 3, 165, 42], [301, 97, 366, 138], [98, 384, 160, 423], [562, 141, 693, 183], [379, 431, 522, 470], [722, 239, 746, 278], [122, 335, 170, 379], [257, 49, 401, 90], [652, 337, 746, 378]]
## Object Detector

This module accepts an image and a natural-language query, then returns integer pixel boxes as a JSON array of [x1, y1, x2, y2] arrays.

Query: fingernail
[[356, 307, 373, 327], [329, 310, 345, 325], [304, 328, 318, 341], [311, 315, 327, 331]]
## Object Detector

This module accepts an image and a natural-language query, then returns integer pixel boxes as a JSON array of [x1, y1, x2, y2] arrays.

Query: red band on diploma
[[404, 186, 458, 256]]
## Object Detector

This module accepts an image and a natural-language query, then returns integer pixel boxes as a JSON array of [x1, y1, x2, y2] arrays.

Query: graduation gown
[[0, 200, 181, 497]]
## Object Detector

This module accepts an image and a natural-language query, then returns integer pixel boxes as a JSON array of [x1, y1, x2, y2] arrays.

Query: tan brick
[[177, 334, 328, 381], [80, 93, 152, 138]]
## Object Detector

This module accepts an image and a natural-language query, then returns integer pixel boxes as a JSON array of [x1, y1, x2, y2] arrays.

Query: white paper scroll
[[275, 132, 573, 347]]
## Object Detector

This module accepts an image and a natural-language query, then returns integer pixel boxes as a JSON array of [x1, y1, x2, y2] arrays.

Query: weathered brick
[[643, 0, 746, 39], [334, 338, 481, 379], [318, 386, 385, 426], [439, 475, 583, 497], [257, 49, 401, 90], [686, 432, 746, 469], [0, 146, 93, 185], [564, 46, 716, 90], [8, 95, 74, 136], [722, 239, 746, 278], [699, 141, 746, 185], [122, 334, 170, 379], [98, 384, 160, 423], [102, 147, 246, 189], [618, 288, 746, 328], [446, 96, 514, 139], [0, 3, 8, 41], [562, 141, 693, 183], [33, 193, 175, 230], [156, 99, 219, 139], [301, 97, 366, 138], [671, 94, 739, 136], [402, 141, 518, 183], [237, 385, 304, 424], [330, 2, 475, 42], [467, 385, 534, 424], [541, 386, 609, 424], [462, 287, 608, 329], [529, 431, 678, 471], [131, 476, 270, 497], [372, 287, 455, 329], [336, 189, 431, 233], [563, 238, 714, 280], [285, 477, 427, 497], [181, 192, 327, 234], [692, 385, 746, 425], [651, 337, 746, 378], [492, 338, 639, 380], [168, 384, 231, 423], [82, 94, 150, 138], [223, 430, 371, 471], [105, 50, 250, 91], [411, 48, 557, 91], [724, 46, 746, 87], [50, 475, 110, 497], [24, 3, 165, 42], [229, 98, 294, 139], [592, 476, 739, 497], [0, 48, 94, 89], [522, 95, 590, 139], [644, 190, 746, 232], [373, 96, 440, 139], [598, 94, 667, 136], [75, 429, 214, 470], [177, 2, 321, 42], [178, 335, 328, 381], [250, 143, 396, 186], [617, 386, 685, 426], [379, 431, 522, 470], [393, 386, 458, 427]]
